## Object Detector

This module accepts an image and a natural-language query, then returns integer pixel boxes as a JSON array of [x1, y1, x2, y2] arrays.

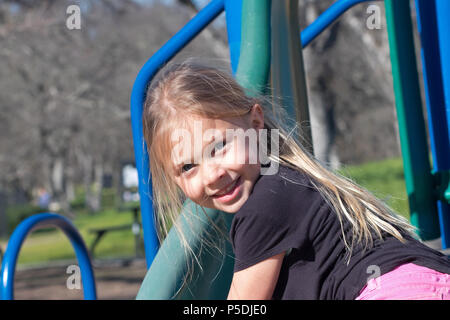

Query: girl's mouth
[[213, 176, 242, 203]]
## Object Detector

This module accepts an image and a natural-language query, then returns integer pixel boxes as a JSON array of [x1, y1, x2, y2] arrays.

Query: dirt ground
[[13, 258, 148, 300]]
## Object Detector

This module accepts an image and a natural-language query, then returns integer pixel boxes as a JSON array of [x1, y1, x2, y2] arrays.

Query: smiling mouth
[[213, 176, 241, 197]]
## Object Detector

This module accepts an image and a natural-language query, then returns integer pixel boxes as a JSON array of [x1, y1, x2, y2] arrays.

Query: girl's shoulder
[[250, 164, 321, 202], [237, 163, 325, 220], [252, 163, 319, 198]]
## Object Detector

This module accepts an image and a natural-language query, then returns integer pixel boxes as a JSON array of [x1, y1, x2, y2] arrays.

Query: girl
[[142, 62, 450, 300]]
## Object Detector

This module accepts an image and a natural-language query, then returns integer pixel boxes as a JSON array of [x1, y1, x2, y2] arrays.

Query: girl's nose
[[203, 162, 226, 189]]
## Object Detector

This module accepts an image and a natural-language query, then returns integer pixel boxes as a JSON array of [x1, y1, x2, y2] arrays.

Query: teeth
[[216, 178, 238, 196]]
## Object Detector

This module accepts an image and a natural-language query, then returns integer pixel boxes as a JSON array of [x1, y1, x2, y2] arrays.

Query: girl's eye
[[181, 163, 195, 173]]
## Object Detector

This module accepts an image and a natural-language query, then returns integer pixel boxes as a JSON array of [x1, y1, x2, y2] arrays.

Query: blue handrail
[[0, 213, 96, 300], [130, 0, 225, 268], [301, 0, 380, 47], [132, 0, 384, 270]]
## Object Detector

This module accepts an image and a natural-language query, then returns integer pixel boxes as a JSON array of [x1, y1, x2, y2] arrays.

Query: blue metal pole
[[432, 0, 450, 247], [0, 213, 96, 300], [130, 0, 225, 269], [301, 0, 379, 47], [435, 0, 450, 155], [415, 0, 450, 248], [225, 0, 242, 74]]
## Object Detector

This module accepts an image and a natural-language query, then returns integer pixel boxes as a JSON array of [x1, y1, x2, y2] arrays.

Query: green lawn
[[338, 157, 409, 220], [1, 208, 142, 266], [1, 157, 410, 267]]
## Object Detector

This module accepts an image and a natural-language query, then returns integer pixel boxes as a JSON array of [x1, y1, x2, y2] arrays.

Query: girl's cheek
[[221, 143, 245, 168], [186, 179, 204, 201], [178, 179, 195, 199], [231, 138, 250, 166], [224, 149, 240, 166], [239, 138, 258, 166]]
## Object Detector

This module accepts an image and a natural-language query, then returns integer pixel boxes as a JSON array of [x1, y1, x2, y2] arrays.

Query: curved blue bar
[[130, 0, 225, 269], [301, 0, 379, 47], [0, 213, 97, 300]]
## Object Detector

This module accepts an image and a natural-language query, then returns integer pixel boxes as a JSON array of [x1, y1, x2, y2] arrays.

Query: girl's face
[[170, 104, 264, 213]]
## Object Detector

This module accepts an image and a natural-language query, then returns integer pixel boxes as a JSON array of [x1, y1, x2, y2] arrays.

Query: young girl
[[142, 62, 450, 300]]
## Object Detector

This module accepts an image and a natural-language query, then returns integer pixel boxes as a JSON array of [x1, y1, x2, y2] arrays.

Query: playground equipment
[[0, 214, 96, 299], [1, 0, 449, 300]]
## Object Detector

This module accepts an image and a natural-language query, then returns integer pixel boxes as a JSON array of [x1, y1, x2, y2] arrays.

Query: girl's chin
[[213, 196, 248, 213], [216, 206, 239, 214]]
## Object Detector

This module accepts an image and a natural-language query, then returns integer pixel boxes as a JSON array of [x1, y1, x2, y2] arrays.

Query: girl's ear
[[249, 104, 264, 130]]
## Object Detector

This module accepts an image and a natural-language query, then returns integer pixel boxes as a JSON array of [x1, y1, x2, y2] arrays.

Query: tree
[[0, 0, 230, 214]]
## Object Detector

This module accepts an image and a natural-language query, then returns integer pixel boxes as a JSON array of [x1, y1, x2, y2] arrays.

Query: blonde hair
[[142, 62, 416, 266]]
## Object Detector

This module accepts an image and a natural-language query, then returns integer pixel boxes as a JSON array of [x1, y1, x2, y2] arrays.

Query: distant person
[[142, 62, 450, 300], [37, 188, 51, 209]]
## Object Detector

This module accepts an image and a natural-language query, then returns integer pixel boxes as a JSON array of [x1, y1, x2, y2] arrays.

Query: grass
[[338, 157, 409, 220], [1, 157, 410, 267], [1, 208, 142, 267]]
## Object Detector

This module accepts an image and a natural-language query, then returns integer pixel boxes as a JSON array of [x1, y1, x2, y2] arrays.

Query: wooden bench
[[88, 207, 142, 258], [88, 224, 134, 258]]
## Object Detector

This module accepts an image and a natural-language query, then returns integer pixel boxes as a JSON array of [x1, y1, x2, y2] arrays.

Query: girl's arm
[[227, 252, 285, 300]]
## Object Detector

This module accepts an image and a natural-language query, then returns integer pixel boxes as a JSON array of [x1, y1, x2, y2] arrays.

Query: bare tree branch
[[177, 0, 199, 12]]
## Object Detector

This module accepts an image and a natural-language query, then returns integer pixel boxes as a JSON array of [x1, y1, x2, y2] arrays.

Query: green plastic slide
[[136, 200, 234, 299]]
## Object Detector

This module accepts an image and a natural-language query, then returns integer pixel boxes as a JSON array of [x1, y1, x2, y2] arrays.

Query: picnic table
[[88, 207, 142, 258]]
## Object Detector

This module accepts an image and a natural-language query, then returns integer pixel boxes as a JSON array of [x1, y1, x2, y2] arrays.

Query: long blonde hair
[[142, 62, 416, 265]]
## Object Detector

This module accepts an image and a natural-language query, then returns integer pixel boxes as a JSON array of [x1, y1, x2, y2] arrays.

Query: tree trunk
[[82, 154, 93, 213], [90, 160, 103, 213], [51, 157, 64, 197]]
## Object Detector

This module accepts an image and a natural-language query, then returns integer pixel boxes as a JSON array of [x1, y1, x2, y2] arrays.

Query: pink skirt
[[356, 263, 450, 300]]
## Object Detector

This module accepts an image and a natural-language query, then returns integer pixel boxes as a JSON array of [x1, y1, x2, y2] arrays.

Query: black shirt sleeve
[[230, 203, 294, 272], [230, 167, 324, 272]]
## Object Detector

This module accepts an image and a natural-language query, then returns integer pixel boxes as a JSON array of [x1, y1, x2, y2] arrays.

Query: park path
[[14, 258, 147, 300]]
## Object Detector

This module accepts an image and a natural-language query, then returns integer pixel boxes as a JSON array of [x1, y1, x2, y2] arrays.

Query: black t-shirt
[[229, 164, 450, 300]]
